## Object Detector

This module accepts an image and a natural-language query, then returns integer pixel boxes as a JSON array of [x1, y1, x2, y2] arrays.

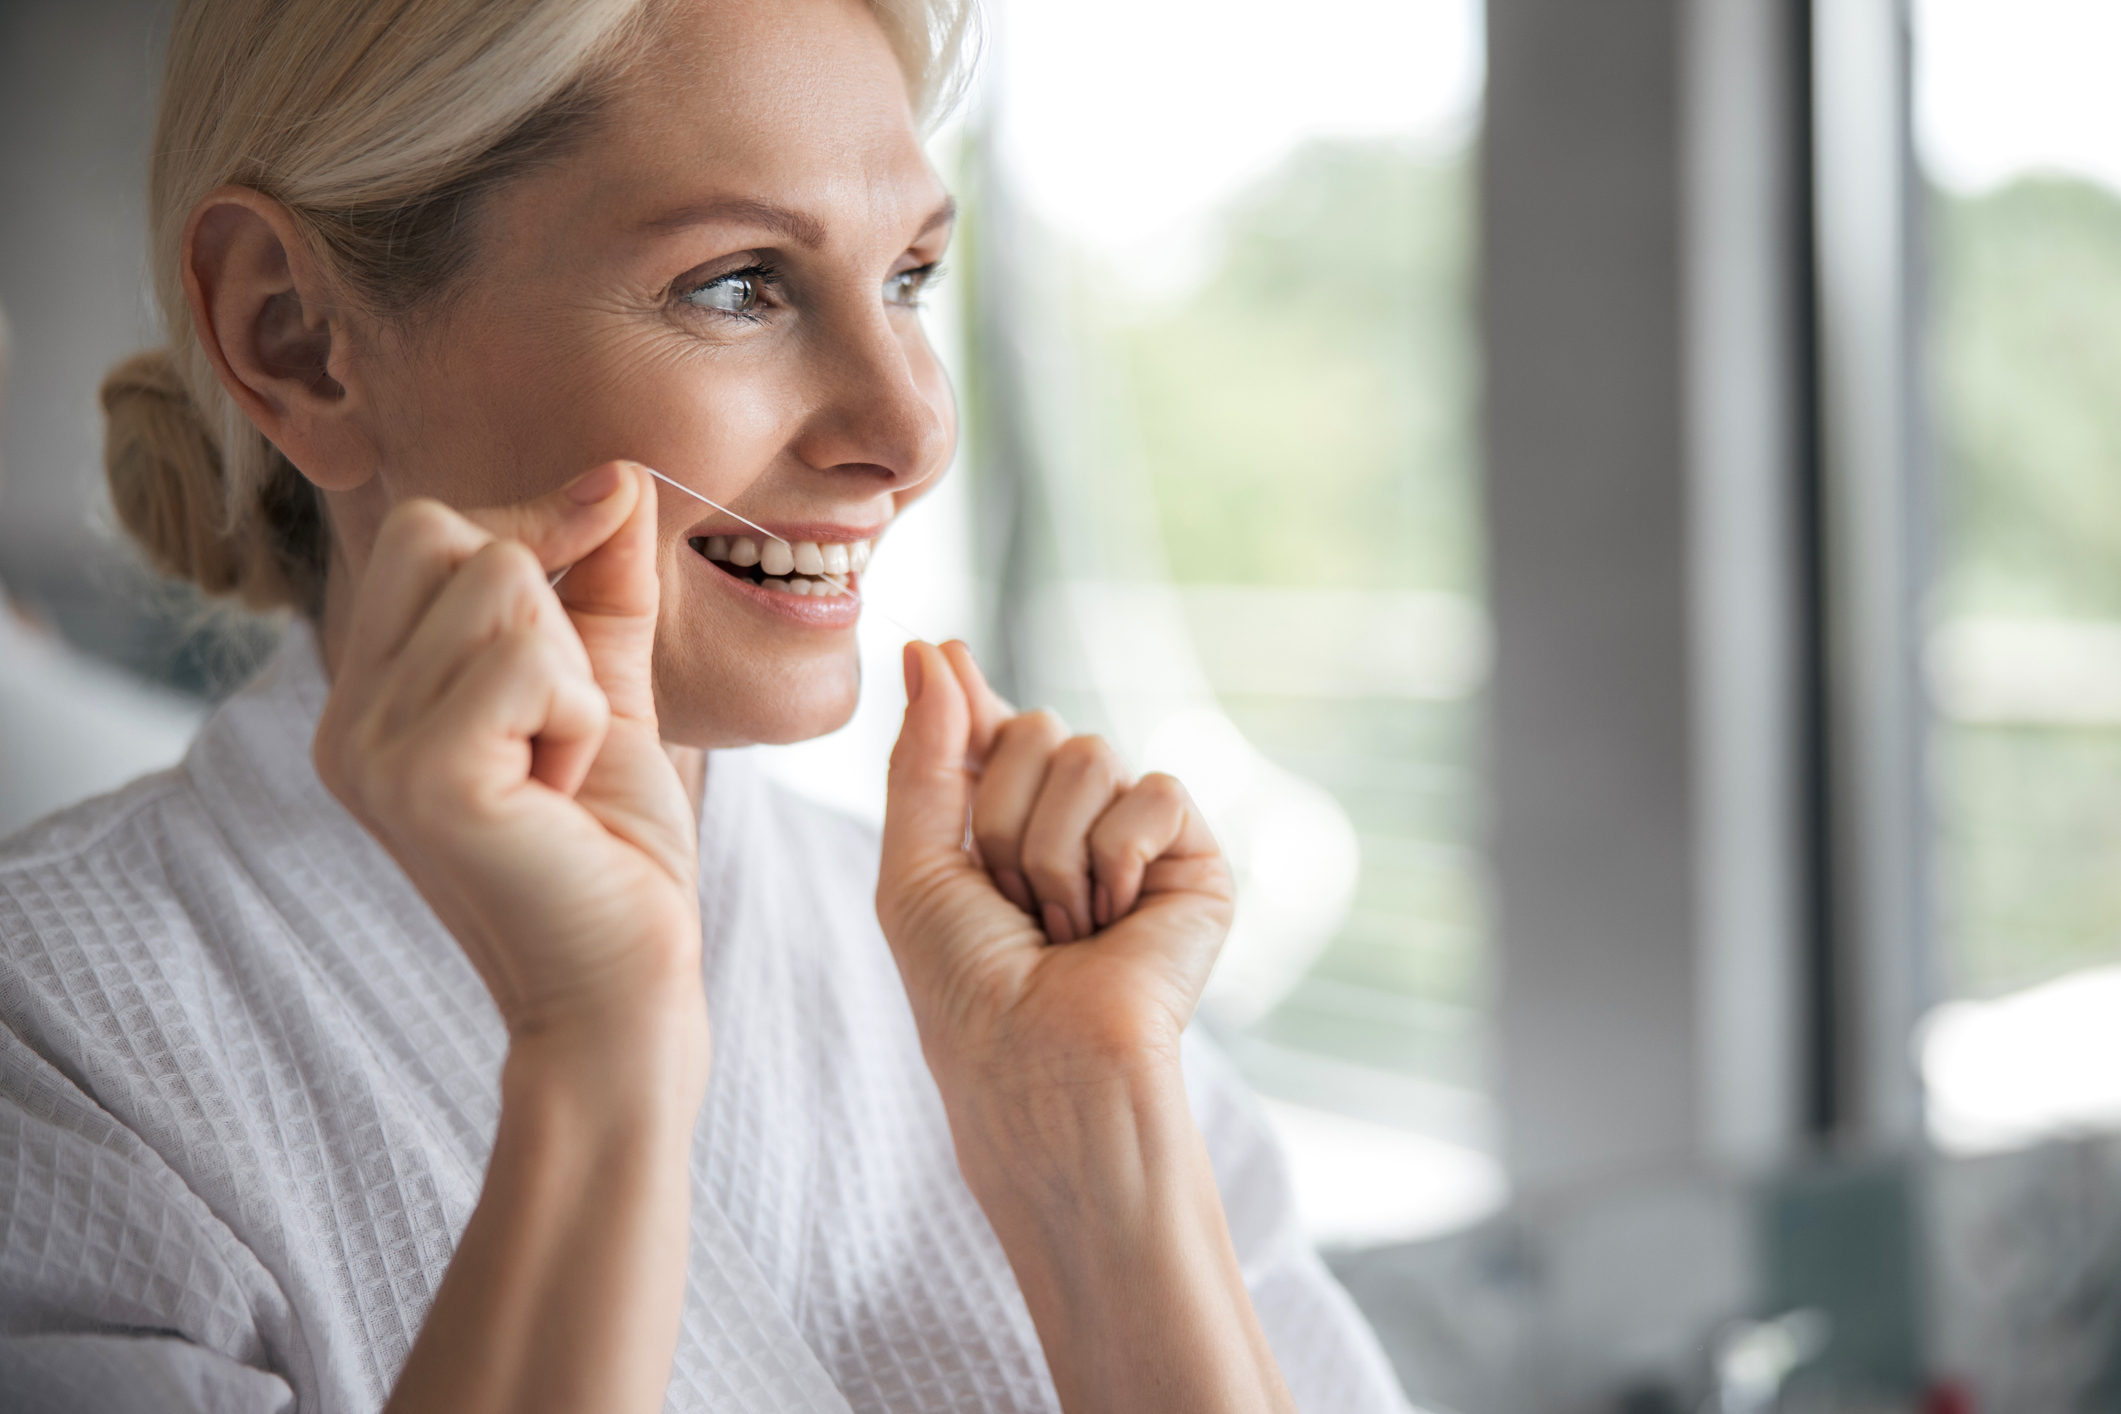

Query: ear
[[182, 186, 376, 492]]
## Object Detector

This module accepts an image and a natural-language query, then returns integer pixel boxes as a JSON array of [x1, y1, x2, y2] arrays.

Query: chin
[[652, 638, 863, 749]]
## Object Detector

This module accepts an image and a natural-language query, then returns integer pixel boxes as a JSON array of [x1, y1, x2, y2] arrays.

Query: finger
[[461, 460, 638, 574], [1020, 734, 1131, 943], [544, 463, 653, 620], [1088, 772, 1216, 923], [939, 640, 1014, 764], [437, 623, 611, 802], [339, 464, 636, 693], [338, 498, 493, 693], [969, 709, 1069, 915], [882, 641, 978, 892], [380, 539, 584, 737], [368, 622, 609, 836], [548, 465, 661, 724]]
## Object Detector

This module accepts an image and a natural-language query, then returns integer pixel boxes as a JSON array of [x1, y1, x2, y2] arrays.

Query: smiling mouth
[[688, 532, 873, 597]]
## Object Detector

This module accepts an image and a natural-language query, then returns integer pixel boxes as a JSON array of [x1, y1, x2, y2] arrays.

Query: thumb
[[939, 639, 1014, 765], [882, 641, 977, 887], [550, 465, 660, 724], [463, 460, 640, 573]]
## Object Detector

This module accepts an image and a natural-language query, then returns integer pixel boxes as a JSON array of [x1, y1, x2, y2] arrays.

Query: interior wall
[[1483, 0, 1699, 1198], [0, 0, 176, 662], [1464, 0, 1820, 1406]]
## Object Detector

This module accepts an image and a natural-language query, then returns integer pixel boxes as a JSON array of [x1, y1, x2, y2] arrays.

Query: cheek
[[367, 326, 619, 504], [602, 348, 804, 504], [374, 310, 809, 510]]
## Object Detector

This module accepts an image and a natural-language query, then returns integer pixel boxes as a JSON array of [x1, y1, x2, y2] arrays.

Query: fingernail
[[1094, 882, 1111, 929], [566, 462, 624, 505], [903, 642, 924, 702], [996, 868, 1033, 913], [1042, 900, 1075, 946]]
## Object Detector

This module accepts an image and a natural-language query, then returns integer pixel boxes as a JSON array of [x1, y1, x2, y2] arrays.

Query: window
[[1914, 0, 2121, 1152], [967, 0, 1499, 1245]]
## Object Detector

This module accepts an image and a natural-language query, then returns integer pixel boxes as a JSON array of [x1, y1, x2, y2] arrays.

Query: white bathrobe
[[0, 628, 1412, 1413]]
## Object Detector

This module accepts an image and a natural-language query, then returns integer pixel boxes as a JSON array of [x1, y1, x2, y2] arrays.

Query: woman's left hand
[[879, 643, 1295, 1414], [877, 639, 1234, 1097]]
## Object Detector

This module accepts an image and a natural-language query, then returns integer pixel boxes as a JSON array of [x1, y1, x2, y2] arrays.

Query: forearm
[[385, 1016, 709, 1414], [948, 1062, 1297, 1414]]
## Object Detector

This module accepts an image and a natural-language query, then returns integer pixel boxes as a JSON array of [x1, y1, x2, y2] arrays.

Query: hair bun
[[101, 348, 318, 612]]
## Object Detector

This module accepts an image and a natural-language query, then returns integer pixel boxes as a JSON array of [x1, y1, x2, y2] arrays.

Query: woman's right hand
[[317, 463, 709, 1414], [313, 460, 704, 1050]]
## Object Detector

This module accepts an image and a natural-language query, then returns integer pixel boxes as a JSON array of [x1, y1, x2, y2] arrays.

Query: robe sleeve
[[0, 1019, 296, 1411], [0, 1333, 293, 1413], [1181, 1028, 1422, 1414]]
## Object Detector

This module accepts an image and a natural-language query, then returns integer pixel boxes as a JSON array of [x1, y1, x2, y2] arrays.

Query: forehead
[[589, 0, 940, 226]]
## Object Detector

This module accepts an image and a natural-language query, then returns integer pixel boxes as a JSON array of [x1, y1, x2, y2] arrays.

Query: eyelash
[[891, 262, 946, 306], [675, 260, 948, 323], [679, 262, 783, 323]]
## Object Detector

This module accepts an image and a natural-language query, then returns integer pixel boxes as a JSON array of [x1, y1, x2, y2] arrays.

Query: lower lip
[[692, 548, 862, 627]]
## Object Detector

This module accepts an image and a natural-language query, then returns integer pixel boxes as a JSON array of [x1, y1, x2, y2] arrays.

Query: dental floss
[[641, 467, 874, 610], [551, 466, 930, 641], [644, 468, 802, 564]]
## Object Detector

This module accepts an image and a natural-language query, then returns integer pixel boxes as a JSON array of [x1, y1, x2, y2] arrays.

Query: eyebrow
[[641, 195, 957, 249], [914, 197, 958, 240]]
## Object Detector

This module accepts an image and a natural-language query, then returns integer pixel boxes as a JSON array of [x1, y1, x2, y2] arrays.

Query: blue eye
[[682, 266, 774, 315], [886, 263, 942, 307]]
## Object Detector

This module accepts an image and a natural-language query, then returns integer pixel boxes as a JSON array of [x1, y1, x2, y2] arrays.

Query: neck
[[318, 550, 356, 683]]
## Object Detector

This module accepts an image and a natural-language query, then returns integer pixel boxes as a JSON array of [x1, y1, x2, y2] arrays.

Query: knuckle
[[381, 497, 466, 554], [998, 709, 1068, 752], [468, 538, 545, 595], [1022, 842, 1085, 893], [1137, 771, 1189, 807], [1053, 733, 1122, 785], [1089, 829, 1137, 868]]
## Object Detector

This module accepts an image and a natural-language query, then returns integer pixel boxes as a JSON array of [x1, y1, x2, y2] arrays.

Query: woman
[[0, 1, 1412, 1410]]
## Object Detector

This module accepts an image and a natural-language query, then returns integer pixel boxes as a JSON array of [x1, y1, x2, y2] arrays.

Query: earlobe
[[182, 186, 375, 491]]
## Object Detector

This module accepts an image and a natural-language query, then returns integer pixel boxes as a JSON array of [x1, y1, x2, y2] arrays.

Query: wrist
[[948, 1058, 1294, 1414], [943, 1052, 1193, 1231], [504, 990, 712, 1124]]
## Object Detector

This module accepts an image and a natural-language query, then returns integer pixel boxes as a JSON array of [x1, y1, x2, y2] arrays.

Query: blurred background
[[8, 0, 2121, 1409]]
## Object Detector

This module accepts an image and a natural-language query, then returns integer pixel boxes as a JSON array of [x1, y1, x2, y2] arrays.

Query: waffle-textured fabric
[[0, 629, 1414, 1413]]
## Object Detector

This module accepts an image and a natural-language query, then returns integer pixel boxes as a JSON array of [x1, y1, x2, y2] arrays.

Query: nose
[[789, 299, 952, 491]]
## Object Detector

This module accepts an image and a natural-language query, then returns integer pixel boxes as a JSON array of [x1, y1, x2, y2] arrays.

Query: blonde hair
[[105, 0, 977, 614]]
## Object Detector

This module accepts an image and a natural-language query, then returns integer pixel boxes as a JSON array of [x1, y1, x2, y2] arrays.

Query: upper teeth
[[697, 534, 873, 579]]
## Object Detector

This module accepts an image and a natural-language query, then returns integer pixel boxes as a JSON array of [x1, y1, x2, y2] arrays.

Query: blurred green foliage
[[1938, 175, 2121, 619], [1057, 139, 1490, 1075], [1113, 140, 1478, 591], [1942, 726, 2121, 998], [1047, 155, 2121, 1025], [1939, 176, 2121, 617], [1936, 175, 2121, 997]]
